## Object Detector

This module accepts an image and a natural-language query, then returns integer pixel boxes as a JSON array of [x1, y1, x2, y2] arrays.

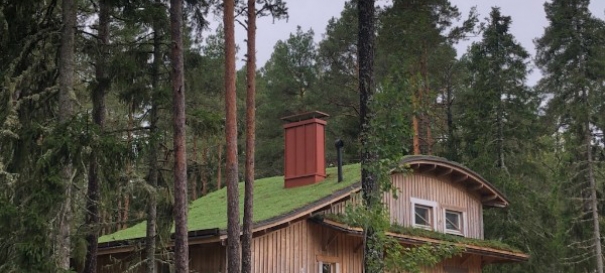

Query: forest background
[[2, 0, 605, 272]]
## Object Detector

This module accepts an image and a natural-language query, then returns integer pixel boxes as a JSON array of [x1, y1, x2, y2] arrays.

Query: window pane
[[415, 205, 430, 226], [445, 211, 460, 231], [322, 263, 333, 273]]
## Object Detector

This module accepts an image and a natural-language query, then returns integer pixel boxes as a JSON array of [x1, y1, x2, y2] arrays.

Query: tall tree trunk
[[122, 104, 134, 230], [169, 0, 189, 271], [217, 141, 222, 190], [83, 0, 109, 272], [224, 0, 241, 271], [241, 1, 257, 272], [145, 8, 162, 270], [412, 113, 420, 155], [584, 96, 604, 273], [358, 0, 381, 272], [192, 135, 199, 201], [55, 0, 76, 269], [201, 145, 208, 195]]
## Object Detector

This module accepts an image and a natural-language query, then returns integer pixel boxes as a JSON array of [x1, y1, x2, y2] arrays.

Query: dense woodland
[[2, 0, 605, 272]]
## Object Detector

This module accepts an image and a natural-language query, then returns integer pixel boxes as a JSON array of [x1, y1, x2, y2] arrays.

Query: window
[[317, 256, 340, 273], [411, 198, 437, 229], [415, 205, 432, 227], [445, 210, 463, 235], [320, 262, 338, 273]]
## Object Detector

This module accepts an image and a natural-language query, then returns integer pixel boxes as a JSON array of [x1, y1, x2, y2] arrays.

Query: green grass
[[99, 164, 361, 243]]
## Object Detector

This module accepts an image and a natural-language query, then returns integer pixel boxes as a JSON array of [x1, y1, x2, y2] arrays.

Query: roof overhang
[[316, 218, 529, 264], [394, 156, 509, 208]]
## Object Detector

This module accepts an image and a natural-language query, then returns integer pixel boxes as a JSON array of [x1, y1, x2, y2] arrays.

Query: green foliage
[[534, 1, 605, 271], [256, 26, 319, 178]]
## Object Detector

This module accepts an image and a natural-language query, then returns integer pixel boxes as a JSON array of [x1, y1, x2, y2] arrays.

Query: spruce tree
[[536, 1, 605, 272]]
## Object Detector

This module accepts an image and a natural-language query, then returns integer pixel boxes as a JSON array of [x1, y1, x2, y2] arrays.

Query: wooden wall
[[190, 243, 226, 273], [97, 220, 483, 273], [385, 172, 484, 239], [247, 219, 480, 273], [97, 242, 226, 273], [248, 219, 363, 273]]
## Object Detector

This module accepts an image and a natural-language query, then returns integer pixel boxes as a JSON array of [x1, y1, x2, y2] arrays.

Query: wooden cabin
[[97, 112, 527, 273]]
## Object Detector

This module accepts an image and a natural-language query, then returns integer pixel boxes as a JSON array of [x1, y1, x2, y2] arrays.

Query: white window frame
[[411, 197, 437, 230], [318, 261, 341, 273], [443, 209, 465, 236]]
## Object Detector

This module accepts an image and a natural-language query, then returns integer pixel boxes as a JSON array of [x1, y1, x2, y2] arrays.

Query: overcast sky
[[207, 1, 605, 86]]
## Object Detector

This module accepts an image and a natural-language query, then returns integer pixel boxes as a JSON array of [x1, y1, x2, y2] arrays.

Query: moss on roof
[[388, 224, 524, 254], [320, 214, 523, 254], [99, 164, 361, 243]]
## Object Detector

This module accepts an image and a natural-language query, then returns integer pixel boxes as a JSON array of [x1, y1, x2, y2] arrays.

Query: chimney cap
[[281, 111, 330, 122]]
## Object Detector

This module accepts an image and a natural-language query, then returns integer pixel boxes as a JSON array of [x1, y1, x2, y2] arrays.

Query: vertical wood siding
[[98, 219, 482, 273], [246, 220, 363, 273], [385, 173, 484, 239]]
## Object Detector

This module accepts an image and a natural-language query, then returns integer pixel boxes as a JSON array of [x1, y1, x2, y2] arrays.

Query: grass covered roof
[[99, 164, 361, 243]]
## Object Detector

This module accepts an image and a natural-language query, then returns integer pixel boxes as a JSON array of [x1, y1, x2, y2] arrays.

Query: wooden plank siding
[[97, 218, 482, 273], [386, 172, 484, 239], [243, 219, 363, 273], [244, 219, 479, 273]]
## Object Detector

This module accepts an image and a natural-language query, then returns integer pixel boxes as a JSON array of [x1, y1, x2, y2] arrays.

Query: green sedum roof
[[99, 164, 361, 243]]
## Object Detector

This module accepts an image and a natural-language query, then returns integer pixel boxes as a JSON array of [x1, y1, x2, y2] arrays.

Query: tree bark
[[83, 0, 109, 272], [358, 0, 381, 272], [584, 98, 604, 273], [201, 145, 208, 195], [412, 101, 420, 155], [217, 141, 222, 190], [224, 0, 241, 271], [192, 134, 199, 200], [122, 104, 134, 230], [145, 7, 162, 270], [170, 0, 189, 271], [242, 1, 257, 272], [55, 0, 76, 269]]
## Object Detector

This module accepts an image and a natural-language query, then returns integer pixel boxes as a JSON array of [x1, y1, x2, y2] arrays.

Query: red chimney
[[281, 111, 329, 188]]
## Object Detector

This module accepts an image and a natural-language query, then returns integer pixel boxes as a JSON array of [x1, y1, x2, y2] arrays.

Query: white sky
[[206, 0, 605, 86]]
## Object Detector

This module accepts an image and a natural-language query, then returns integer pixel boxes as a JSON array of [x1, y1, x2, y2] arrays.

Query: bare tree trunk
[[201, 145, 208, 195], [83, 0, 109, 271], [145, 10, 162, 270], [192, 135, 199, 200], [586, 116, 604, 273], [55, 0, 76, 269], [122, 104, 133, 230], [358, 0, 381, 272], [241, 1, 256, 272], [217, 141, 223, 190], [224, 0, 241, 271], [170, 0, 189, 271]]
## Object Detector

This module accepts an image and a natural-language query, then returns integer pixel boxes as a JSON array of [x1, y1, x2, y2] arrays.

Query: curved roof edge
[[394, 155, 509, 208]]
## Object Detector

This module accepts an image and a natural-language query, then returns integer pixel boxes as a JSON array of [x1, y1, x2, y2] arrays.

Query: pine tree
[[242, 0, 256, 272], [224, 0, 241, 271], [83, 1, 110, 271], [358, 0, 381, 272], [169, 0, 189, 271]]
